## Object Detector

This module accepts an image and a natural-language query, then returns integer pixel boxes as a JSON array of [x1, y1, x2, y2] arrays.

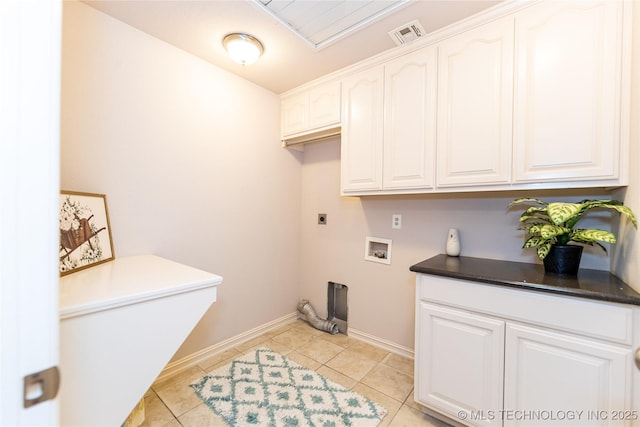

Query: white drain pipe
[[297, 299, 339, 334]]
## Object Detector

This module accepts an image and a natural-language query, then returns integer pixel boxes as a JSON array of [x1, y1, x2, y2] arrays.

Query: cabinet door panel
[[504, 323, 631, 427], [308, 82, 341, 129], [383, 48, 436, 189], [416, 302, 504, 427], [436, 18, 513, 187], [341, 67, 384, 192], [281, 93, 308, 137], [513, 0, 623, 182]]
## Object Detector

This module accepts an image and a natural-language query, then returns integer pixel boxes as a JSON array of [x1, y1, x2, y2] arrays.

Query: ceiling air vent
[[388, 19, 426, 46]]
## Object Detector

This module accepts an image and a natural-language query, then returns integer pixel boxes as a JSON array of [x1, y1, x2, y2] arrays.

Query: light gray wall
[[612, 2, 640, 290], [60, 1, 303, 360], [299, 139, 615, 349]]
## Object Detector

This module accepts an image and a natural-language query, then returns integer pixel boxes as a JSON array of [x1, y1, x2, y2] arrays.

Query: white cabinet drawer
[[418, 275, 634, 345]]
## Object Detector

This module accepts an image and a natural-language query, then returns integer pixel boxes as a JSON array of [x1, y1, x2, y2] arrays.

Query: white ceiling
[[256, 0, 412, 49], [82, 0, 502, 94]]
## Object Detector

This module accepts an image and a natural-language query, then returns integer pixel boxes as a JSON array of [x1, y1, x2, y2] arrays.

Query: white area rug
[[190, 348, 387, 426]]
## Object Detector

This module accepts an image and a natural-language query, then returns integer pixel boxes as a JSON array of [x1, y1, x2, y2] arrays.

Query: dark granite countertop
[[410, 254, 640, 306]]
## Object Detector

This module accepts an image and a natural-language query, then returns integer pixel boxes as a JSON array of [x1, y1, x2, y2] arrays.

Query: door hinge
[[23, 366, 60, 408]]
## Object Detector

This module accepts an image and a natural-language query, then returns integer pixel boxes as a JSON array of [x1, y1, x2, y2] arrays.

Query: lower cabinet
[[415, 274, 637, 427], [416, 302, 504, 427], [504, 323, 631, 426]]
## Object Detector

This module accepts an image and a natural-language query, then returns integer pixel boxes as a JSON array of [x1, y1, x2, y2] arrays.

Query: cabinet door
[[436, 18, 513, 187], [341, 67, 384, 193], [415, 302, 504, 427], [504, 323, 632, 427], [513, 0, 624, 183], [281, 93, 308, 137], [308, 82, 341, 130], [282, 82, 341, 141], [383, 48, 436, 190]]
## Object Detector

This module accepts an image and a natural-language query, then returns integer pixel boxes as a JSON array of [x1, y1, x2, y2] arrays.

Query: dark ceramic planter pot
[[543, 245, 584, 275]]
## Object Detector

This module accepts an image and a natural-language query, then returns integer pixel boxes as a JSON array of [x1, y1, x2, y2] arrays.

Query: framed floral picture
[[59, 191, 115, 276]]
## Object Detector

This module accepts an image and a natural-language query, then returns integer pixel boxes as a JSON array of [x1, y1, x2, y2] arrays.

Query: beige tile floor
[[139, 319, 453, 427]]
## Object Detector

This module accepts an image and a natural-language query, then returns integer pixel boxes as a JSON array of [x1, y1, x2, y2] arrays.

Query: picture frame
[[59, 190, 115, 276]]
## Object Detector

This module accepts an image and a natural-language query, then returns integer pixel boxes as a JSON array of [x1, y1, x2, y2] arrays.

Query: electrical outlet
[[318, 213, 327, 225], [392, 214, 402, 229]]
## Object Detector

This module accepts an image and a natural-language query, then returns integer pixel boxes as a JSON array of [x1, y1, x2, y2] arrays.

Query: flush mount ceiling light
[[223, 33, 264, 65]]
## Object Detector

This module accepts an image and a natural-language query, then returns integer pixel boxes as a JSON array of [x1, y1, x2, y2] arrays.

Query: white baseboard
[[156, 313, 414, 382], [347, 327, 415, 359]]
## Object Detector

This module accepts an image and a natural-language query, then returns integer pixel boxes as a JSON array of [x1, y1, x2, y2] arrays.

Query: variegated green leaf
[[572, 229, 616, 244], [509, 198, 548, 208], [594, 241, 608, 254], [547, 202, 581, 225], [519, 214, 535, 223], [525, 206, 547, 215], [519, 207, 551, 222], [539, 224, 569, 239], [520, 223, 541, 232], [523, 236, 548, 248], [519, 214, 552, 224], [609, 205, 638, 228], [527, 224, 543, 234], [536, 243, 552, 260], [581, 200, 619, 209]]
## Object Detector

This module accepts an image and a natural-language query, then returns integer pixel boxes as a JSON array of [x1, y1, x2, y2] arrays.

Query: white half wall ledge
[[59, 255, 222, 427]]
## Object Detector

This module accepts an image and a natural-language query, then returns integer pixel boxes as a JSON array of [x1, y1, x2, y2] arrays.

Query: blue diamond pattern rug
[[190, 347, 387, 426]]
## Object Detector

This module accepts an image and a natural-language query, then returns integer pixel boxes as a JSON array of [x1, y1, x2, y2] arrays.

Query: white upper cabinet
[[308, 83, 341, 130], [281, 80, 341, 141], [436, 18, 514, 187], [341, 66, 384, 192], [281, 93, 307, 136], [383, 48, 437, 190], [513, 0, 626, 183], [341, 48, 437, 194], [289, 0, 630, 195]]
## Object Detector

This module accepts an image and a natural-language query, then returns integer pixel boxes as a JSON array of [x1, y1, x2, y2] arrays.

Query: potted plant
[[509, 198, 637, 275]]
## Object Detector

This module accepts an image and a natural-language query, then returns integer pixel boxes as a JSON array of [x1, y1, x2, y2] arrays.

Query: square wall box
[[364, 236, 392, 265]]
